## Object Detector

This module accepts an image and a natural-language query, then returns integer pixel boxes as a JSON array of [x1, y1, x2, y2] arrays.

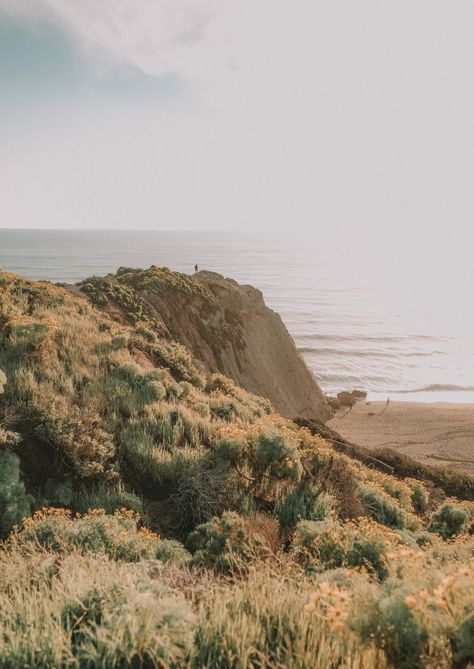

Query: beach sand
[[327, 401, 474, 475]]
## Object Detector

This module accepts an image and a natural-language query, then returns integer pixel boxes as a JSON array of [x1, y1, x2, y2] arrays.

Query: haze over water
[[1, 229, 472, 404]]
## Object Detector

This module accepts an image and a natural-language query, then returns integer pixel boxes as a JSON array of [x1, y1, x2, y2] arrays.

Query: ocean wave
[[397, 384, 474, 393], [297, 333, 448, 343], [316, 373, 392, 385], [298, 347, 446, 359]]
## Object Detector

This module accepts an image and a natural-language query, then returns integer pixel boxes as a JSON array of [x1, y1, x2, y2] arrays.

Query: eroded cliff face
[[80, 267, 330, 421]]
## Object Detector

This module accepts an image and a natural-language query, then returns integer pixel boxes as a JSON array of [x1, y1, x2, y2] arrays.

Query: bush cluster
[[187, 511, 270, 573]]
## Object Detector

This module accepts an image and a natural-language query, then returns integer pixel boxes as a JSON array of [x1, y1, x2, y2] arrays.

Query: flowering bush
[[17, 508, 159, 561]]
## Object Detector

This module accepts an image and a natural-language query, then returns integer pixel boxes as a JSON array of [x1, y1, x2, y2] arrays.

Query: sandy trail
[[327, 401, 474, 475]]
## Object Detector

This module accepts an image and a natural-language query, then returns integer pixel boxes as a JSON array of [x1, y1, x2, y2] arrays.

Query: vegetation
[[0, 268, 473, 668]]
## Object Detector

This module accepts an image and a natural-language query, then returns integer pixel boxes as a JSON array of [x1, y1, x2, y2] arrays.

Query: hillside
[[78, 266, 330, 421], [0, 267, 473, 669]]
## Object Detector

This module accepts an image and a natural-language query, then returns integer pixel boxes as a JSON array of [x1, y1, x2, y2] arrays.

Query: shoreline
[[327, 400, 474, 476]]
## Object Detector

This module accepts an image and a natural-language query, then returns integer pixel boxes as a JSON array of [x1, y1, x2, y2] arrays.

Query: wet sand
[[327, 401, 474, 475]]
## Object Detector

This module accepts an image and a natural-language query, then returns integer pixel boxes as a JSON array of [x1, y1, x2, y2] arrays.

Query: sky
[[1, 0, 474, 258]]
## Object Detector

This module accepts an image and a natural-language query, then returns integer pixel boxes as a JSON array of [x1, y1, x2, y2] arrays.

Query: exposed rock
[[326, 396, 341, 411], [337, 389, 367, 406], [79, 267, 331, 422], [337, 391, 356, 407], [352, 389, 367, 399]]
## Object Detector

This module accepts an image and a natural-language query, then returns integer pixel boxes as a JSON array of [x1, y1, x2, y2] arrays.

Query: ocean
[[0, 229, 473, 403]]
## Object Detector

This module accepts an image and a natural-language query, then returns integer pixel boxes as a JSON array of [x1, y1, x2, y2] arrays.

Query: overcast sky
[[1, 0, 474, 249]]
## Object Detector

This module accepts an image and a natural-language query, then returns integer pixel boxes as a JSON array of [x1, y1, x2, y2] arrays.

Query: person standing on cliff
[[194, 264, 199, 273]]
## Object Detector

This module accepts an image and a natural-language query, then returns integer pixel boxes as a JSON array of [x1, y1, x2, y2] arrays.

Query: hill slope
[[0, 267, 473, 669], [78, 266, 330, 421]]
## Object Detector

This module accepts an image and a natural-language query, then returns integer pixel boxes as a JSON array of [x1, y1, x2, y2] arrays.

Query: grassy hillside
[[0, 268, 473, 669]]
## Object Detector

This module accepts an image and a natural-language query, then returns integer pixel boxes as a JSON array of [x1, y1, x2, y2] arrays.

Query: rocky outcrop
[[79, 267, 330, 421], [193, 272, 330, 421]]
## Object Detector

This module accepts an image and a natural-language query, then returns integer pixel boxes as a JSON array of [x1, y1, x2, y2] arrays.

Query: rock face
[[194, 272, 330, 421], [80, 267, 330, 421]]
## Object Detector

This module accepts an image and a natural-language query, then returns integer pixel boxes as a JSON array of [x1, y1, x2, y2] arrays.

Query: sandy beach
[[328, 401, 474, 475]]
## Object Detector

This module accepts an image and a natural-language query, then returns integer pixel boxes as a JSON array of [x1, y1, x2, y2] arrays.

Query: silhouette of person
[[194, 264, 199, 273]]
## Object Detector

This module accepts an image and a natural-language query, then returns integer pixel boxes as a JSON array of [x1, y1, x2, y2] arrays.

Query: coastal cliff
[[1, 266, 474, 668], [79, 266, 330, 421]]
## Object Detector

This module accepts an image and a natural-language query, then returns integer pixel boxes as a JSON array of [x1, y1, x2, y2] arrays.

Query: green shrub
[[452, 615, 474, 668], [207, 374, 232, 392], [146, 380, 166, 402], [94, 335, 128, 354], [112, 334, 128, 349], [135, 324, 158, 342], [155, 539, 191, 566], [415, 531, 435, 547], [254, 433, 301, 481], [146, 368, 166, 382], [0, 452, 31, 538], [371, 595, 427, 669], [347, 538, 388, 582], [167, 382, 184, 400], [133, 405, 211, 451], [187, 512, 268, 573], [119, 431, 207, 495], [213, 437, 244, 465], [42, 479, 74, 507], [293, 518, 390, 581], [148, 340, 197, 382], [115, 364, 166, 405], [193, 402, 211, 418], [71, 484, 143, 516], [428, 503, 470, 539], [191, 374, 206, 389], [11, 322, 50, 352], [292, 520, 346, 571], [209, 396, 236, 421], [411, 484, 429, 514], [359, 485, 406, 529], [255, 433, 291, 465], [276, 483, 333, 531], [32, 403, 115, 479]]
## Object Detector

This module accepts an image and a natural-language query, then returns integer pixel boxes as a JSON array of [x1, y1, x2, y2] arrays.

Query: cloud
[[0, 0, 243, 85]]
